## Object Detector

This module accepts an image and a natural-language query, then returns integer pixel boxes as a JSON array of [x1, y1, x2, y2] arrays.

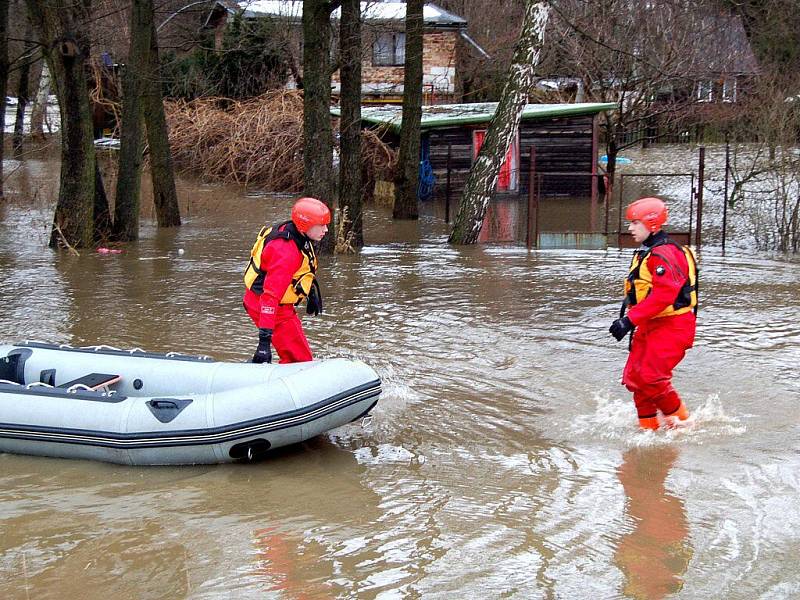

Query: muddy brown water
[[1, 147, 799, 599]]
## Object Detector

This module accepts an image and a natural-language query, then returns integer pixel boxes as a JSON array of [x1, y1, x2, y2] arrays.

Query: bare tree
[[0, 0, 9, 199], [302, 0, 339, 254], [12, 20, 34, 157], [449, 1, 551, 244], [29, 58, 50, 139], [143, 9, 180, 227], [25, 0, 102, 249], [392, 0, 423, 220], [113, 0, 150, 241], [337, 0, 362, 250], [543, 1, 753, 178]]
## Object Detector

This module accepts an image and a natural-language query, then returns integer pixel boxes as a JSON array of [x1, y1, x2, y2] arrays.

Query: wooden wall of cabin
[[426, 114, 596, 201]]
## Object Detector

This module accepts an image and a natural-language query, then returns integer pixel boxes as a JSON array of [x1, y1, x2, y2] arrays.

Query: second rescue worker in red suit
[[609, 197, 698, 430], [243, 197, 330, 364]]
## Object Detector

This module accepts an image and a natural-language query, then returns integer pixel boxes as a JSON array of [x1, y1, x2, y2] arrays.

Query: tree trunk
[[449, 1, 551, 244], [93, 160, 112, 242], [12, 23, 34, 157], [142, 12, 180, 228], [337, 0, 362, 251], [29, 59, 51, 139], [113, 0, 150, 241], [302, 0, 336, 254], [0, 0, 9, 198], [393, 0, 423, 220], [26, 0, 98, 249]]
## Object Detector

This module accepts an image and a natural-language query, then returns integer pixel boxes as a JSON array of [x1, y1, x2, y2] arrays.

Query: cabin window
[[473, 130, 519, 192], [373, 32, 406, 66]]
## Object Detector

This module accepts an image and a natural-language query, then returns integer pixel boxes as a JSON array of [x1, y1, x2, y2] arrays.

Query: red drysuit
[[622, 238, 696, 419], [243, 233, 312, 364]]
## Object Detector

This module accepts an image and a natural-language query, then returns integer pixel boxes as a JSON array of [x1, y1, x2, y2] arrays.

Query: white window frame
[[372, 32, 406, 67], [722, 78, 738, 103], [696, 80, 713, 103]]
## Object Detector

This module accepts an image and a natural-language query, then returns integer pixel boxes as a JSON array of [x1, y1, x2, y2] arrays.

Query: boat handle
[[151, 400, 177, 409]]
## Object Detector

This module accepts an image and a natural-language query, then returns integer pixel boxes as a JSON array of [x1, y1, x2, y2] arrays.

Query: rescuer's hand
[[306, 280, 323, 316], [609, 316, 634, 341], [251, 328, 273, 363]]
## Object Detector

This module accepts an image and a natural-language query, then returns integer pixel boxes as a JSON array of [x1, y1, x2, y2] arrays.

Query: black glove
[[251, 328, 273, 363], [609, 316, 634, 342], [306, 280, 323, 316]]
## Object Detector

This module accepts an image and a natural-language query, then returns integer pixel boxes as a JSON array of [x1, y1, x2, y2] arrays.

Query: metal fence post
[[722, 136, 730, 254], [445, 142, 452, 224], [696, 146, 705, 247], [527, 146, 536, 249]]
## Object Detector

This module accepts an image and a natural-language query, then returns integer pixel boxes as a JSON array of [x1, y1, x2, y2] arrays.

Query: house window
[[722, 78, 737, 103], [373, 32, 405, 66], [473, 130, 519, 192], [696, 80, 713, 103]]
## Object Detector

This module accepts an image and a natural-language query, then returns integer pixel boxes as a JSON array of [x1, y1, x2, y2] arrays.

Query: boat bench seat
[[58, 373, 122, 391]]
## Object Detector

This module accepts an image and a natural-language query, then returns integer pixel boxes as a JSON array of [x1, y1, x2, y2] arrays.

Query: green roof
[[330, 102, 617, 133]]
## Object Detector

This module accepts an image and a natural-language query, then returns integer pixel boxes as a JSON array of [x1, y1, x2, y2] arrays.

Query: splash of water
[[571, 392, 746, 446]]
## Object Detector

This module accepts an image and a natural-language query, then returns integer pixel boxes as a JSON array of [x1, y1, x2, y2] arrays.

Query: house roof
[[688, 13, 759, 75], [232, 1, 467, 28], [331, 102, 618, 133]]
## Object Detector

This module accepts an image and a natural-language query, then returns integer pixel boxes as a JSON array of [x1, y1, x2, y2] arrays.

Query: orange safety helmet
[[291, 197, 331, 233], [625, 197, 668, 232]]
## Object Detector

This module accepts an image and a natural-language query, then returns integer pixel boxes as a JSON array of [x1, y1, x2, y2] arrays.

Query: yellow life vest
[[244, 221, 318, 305], [624, 240, 698, 319]]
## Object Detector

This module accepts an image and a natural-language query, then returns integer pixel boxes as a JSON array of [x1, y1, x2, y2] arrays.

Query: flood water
[[1, 145, 799, 599]]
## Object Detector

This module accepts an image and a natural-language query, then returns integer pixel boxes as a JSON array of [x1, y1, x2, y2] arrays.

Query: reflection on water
[[1, 151, 800, 598], [614, 446, 691, 599]]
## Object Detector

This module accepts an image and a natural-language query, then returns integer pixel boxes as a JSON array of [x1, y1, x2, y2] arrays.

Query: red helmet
[[625, 197, 667, 232], [291, 197, 331, 233]]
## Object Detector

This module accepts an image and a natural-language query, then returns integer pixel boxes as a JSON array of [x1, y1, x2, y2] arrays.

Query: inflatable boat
[[0, 342, 381, 465]]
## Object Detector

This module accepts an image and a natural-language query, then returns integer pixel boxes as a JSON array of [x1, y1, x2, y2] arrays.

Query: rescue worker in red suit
[[609, 197, 698, 430], [243, 197, 330, 364]]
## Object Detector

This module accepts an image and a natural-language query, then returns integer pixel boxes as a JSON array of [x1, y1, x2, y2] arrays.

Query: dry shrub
[[359, 127, 397, 203], [165, 90, 397, 196], [165, 90, 305, 191]]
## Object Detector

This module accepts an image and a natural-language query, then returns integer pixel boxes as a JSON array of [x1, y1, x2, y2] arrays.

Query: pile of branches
[[165, 90, 304, 191], [165, 89, 397, 197], [359, 127, 397, 202]]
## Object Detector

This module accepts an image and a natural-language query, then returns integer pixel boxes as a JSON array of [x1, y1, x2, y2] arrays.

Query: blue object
[[599, 154, 632, 164], [417, 135, 436, 200]]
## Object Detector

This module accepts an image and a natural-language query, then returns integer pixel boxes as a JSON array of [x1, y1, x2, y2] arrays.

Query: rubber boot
[[638, 416, 659, 430], [663, 401, 689, 429]]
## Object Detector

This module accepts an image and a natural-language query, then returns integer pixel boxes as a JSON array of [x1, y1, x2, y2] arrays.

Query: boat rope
[[25, 382, 54, 389]]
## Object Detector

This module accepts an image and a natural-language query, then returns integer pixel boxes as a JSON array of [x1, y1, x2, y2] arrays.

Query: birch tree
[[449, 1, 550, 244], [29, 60, 51, 139]]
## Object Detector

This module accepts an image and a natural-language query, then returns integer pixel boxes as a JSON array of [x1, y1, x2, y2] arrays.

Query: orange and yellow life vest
[[244, 221, 318, 305], [624, 241, 698, 318]]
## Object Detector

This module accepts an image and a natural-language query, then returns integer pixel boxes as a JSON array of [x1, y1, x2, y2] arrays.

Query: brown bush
[[165, 90, 397, 198]]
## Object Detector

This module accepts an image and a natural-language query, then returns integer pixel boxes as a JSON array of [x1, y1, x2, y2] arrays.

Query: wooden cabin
[[335, 102, 618, 246], [338, 102, 616, 199]]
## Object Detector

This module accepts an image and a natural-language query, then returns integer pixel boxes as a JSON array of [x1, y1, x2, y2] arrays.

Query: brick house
[[205, 1, 486, 102]]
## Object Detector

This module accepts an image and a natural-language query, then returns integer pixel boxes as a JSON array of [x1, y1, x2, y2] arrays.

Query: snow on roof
[[331, 102, 618, 133], [235, 1, 467, 26]]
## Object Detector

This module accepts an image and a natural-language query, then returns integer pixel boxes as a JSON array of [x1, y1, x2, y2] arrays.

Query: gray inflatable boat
[[0, 342, 380, 465]]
